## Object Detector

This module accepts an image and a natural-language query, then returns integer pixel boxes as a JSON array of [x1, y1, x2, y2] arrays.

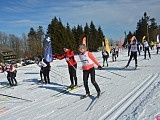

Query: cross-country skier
[[110, 47, 117, 62], [38, 56, 51, 84], [115, 44, 119, 57], [78, 44, 102, 98], [3, 61, 17, 86], [56, 47, 78, 88], [10, 61, 17, 85], [143, 40, 151, 59], [125, 39, 140, 69], [102, 49, 109, 67], [156, 42, 160, 54]]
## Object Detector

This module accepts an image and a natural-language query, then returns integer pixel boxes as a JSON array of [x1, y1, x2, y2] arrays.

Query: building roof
[[0, 44, 16, 56]]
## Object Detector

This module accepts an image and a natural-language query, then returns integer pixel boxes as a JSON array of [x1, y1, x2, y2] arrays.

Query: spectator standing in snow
[[36, 56, 44, 83], [102, 49, 109, 67], [78, 44, 102, 98], [57, 47, 78, 88], [125, 39, 140, 69], [38, 56, 51, 84]]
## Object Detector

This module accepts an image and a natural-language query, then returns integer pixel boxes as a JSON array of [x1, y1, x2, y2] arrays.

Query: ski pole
[[95, 74, 111, 80], [0, 93, 33, 102], [68, 60, 77, 71], [56, 64, 64, 88], [50, 70, 66, 78], [3, 72, 6, 77], [107, 71, 126, 78]]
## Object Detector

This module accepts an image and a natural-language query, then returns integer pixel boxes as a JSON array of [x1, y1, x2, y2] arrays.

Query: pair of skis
[[0, 93, 33, 102], [123, 66, 137, 70], [58, 91, 105, 110], [115, 65, 137, 71], [51, 85, 82, 97], [74, 91, 105, 110], [0, 84, 17, 89]]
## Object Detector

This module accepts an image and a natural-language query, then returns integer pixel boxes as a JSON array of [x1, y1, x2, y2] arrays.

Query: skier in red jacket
[[57, 47, 78, 88]]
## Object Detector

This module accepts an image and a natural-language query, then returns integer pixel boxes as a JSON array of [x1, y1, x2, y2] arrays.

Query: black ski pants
[[103, 56, 108, 66], [10, 72, 17, 85], [68, 64, 77, 86], [83, 67, 100, 95], [127, 51, 137, 66], [7, 71, 13, 86], [157, 47, 160, 54], [42, 68, 50, 84], [144, 47, 151, 59]]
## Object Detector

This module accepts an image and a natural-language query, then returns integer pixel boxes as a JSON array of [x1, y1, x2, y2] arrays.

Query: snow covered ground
[[0, 49, 160, 120]]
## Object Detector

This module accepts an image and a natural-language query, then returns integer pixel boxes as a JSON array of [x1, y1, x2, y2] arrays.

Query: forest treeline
[[0, 12, 160, 59]]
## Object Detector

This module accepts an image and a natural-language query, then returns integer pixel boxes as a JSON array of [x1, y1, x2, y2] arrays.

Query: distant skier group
[[0, 61, 17, 86]]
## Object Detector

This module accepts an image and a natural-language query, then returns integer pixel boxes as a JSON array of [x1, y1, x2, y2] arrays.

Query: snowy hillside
[[0, 49, 160, 120]]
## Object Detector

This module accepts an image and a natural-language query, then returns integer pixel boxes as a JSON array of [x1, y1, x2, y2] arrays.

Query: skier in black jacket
[[38, 56, 51, 84], [102, 49, 109, 67], [125, 39, 140, 69]]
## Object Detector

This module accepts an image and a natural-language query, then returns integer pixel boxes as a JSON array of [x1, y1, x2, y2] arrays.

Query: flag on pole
[[105, 38, 110, 53], [43, 35, 52, 62], [102, 41, 105, 51], [82, 37, 86, 46], [102, 41, 104, 47], [142, 36, 146, 43], [130, 36, 136, 44], [119, 36, 123, 50], [157, 35, 159, 43]]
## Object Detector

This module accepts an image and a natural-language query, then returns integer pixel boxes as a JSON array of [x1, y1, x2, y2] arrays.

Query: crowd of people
[[0, 36, 160, 98]]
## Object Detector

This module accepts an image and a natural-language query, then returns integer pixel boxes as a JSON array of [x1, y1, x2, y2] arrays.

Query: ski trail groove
[[98, 73, 159, 120]]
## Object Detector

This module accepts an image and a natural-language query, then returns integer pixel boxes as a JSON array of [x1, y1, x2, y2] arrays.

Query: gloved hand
[[98, 66, 103, 70], [65, 57, 69, 61]]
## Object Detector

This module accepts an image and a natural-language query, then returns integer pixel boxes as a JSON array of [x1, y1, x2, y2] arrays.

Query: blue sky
[[0, 0, 160, 40]]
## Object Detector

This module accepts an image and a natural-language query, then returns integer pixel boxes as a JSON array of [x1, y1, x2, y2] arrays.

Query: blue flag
[[43, 35, 52, 62]]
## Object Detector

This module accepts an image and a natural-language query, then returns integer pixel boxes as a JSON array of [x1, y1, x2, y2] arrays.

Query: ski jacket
[[79, 51, 100, 70], [38, 59, 47, 68], [102, 50, 109, 58], [110, 48, 116, 55], [5, 64, 16, 72], [128, 44, 140, 54], [143, 41, 149, 48], [115, 48, 119, 52], [57, 49, 77, 66], [38, 58, 50, 70], [156, 43, 160, 48]]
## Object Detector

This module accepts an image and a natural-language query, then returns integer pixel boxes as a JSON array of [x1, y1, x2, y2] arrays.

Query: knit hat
[[79, 44, 86, 49], [133, 39, 136, 44]]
